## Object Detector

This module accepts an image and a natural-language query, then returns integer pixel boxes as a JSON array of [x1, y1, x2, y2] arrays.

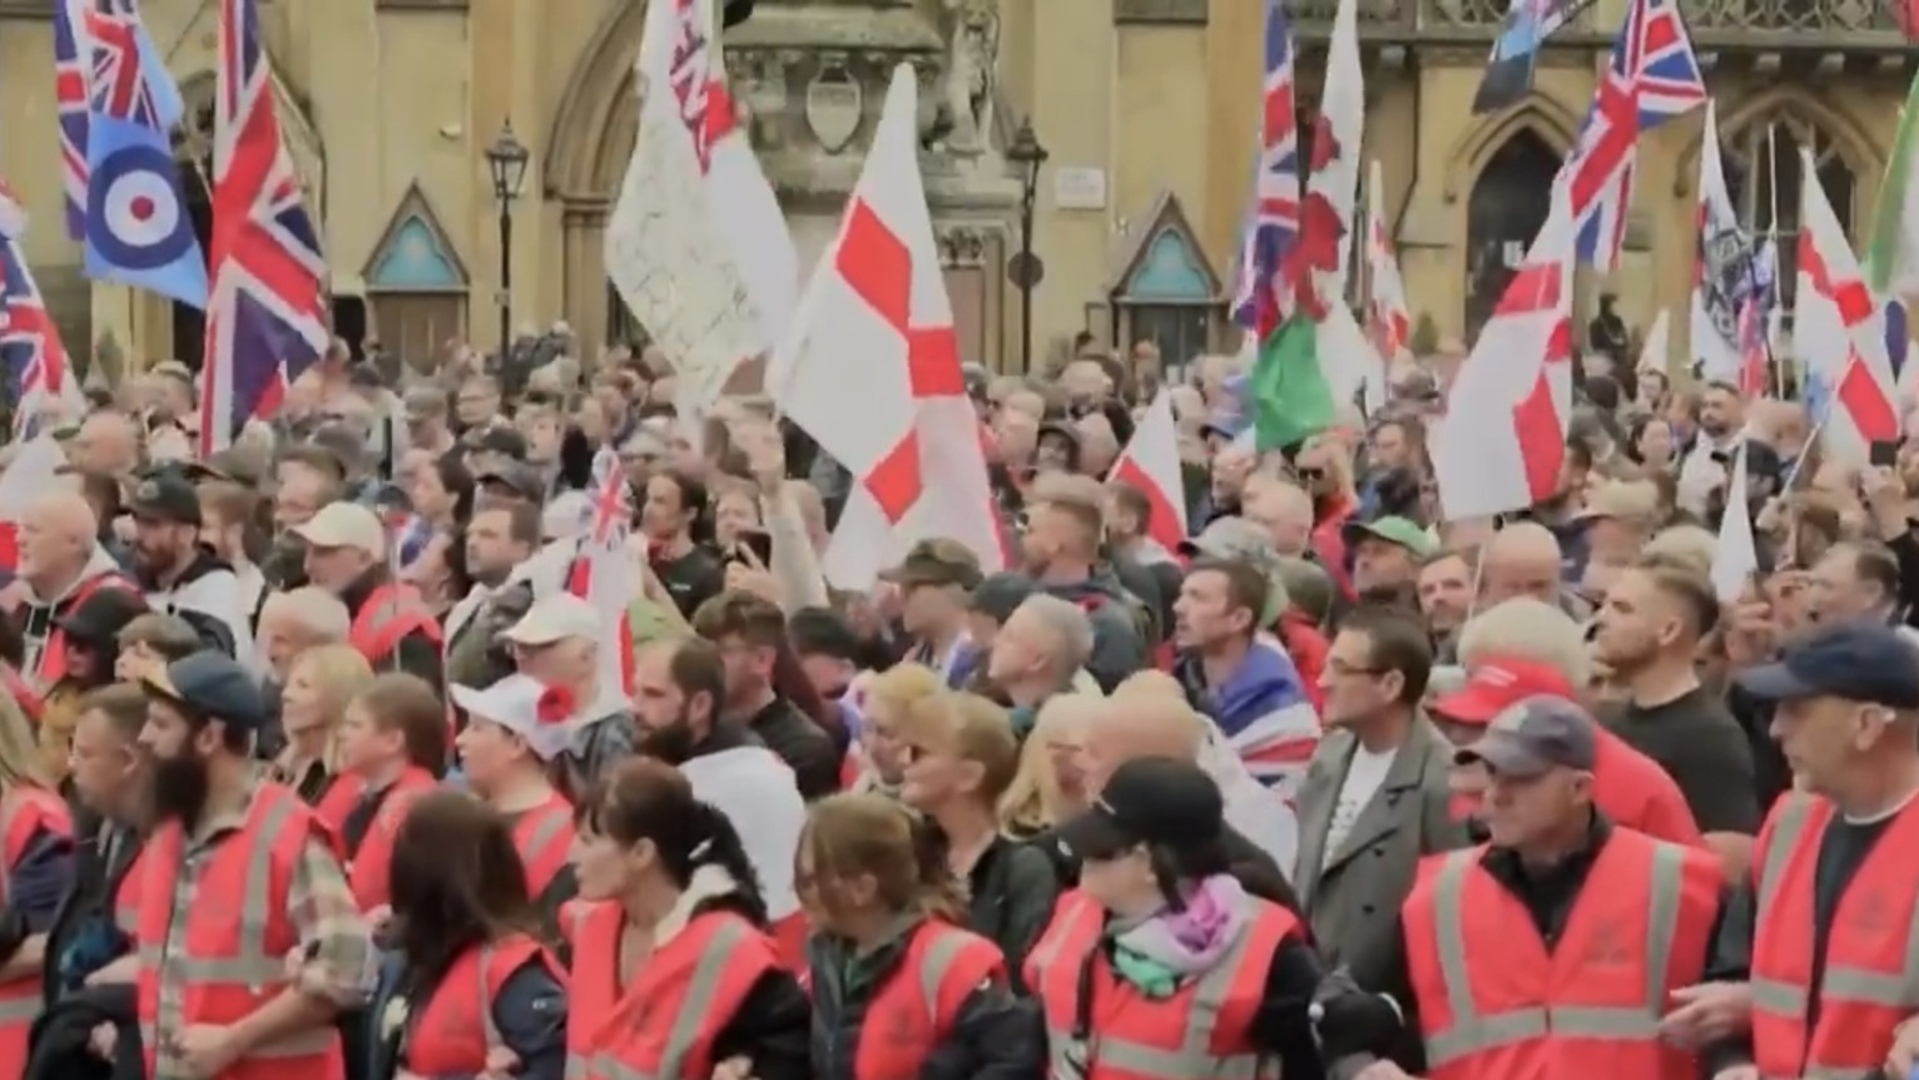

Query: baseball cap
[[1431, 655, 1577, 725], [968, 572, 1036, 624], [1276, 556, 1334, 626], [449, 674, 576, 760], [1342, 515, 1439, 560], [882, 538, 983, 591], [1575, 479, 1660, 523], [293, 501, 387, 555], [1735, 621, 1919, 710], [477, 463, 546, 501], [127, 471, 204, 527], [1055, 756, 1225, 860], [54, 587, 150, 649], [505, 593, 601, 647], [1455, 695, 1598, 778], [142, 651, 268, 736], [1179, 518, 1290, 625]]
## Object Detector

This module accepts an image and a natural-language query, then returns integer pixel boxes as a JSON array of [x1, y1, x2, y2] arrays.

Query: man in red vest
[[292, 501, 443, 684], [130, 650, 372, 1080]]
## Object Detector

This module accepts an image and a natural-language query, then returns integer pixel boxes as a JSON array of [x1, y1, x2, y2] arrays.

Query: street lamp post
[[1005, 117, 1048, 373], [484, 120, 531, 363]]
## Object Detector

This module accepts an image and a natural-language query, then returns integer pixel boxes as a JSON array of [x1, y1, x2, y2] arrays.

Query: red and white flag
[[1434, 188, 1576, 520], [1108, 389, 1188, 559], [606, 0, 796, 428], [1364, 159, 1410, 363], [1796, 146, 1900, 463], [565, 447, 638, 708], [771, 66, 1003, 589]]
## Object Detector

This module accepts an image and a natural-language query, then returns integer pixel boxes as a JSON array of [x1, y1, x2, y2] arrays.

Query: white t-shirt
[[1322, 744, 1399, 867]]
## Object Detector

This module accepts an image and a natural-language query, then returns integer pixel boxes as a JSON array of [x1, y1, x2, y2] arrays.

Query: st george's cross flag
[[771, 65, 1004, 591]]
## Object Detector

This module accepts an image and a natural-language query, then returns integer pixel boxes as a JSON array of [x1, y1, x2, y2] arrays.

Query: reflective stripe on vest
[[569, 917, 750, 1080], [519, 799, 573, 896], [136, 791, 305, 1057], [1751, 797, 1919, 1017], [1025, 895, 1277, 1080], [1420, 842, 1689, 1069]]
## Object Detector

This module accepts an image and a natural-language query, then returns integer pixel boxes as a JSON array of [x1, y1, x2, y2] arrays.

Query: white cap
[[505, 593, 600, 647], [293, 501, 386, 556], [542, 491, 591, 542], [450, 674, 575, 760]]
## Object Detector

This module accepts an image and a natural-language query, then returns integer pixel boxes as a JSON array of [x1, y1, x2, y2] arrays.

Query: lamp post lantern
[[1005, 117, 1048, 374], [484, 120, 531, 363]]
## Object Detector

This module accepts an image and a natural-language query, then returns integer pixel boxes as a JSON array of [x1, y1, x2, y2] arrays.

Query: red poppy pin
[[534, 684, 576, 726]]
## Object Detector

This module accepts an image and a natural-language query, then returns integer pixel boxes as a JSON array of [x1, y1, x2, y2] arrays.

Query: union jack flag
[[85, 0, 182, 128], [0, 236, 76, 440], [1229, 0, 1300, 346], [1560, 0, 1703, 271], [568, 447, 637, 697], [54, 0, 93, 240], [200, 0, 328, 457]]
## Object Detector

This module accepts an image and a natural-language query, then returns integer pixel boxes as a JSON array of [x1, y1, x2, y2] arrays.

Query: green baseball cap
[[1342, 515, 1439, 559]]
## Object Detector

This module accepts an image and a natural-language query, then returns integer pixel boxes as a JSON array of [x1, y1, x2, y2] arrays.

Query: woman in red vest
[[565, 757, 810, 1080], [1026, 756, 1327, 1079], [0, 690, 75, 1074], [452, 674, 579, 925], [800, 793, 1039, 1080], [319, 673, 448, 913], [367, 790, 567, 1080]]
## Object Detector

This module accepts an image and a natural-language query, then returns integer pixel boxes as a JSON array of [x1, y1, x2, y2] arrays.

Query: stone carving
[[937, 225, 991, 266], [940, 0, 999, 154], [731, 50, 795, 151], [804, 56, 865, 155]]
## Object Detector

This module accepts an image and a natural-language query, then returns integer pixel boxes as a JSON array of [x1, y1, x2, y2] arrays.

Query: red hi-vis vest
[[136, 781, 346, 1080], [512, 790, 576, 900], [564, 901, 780, 1080], [1750, 794, 1919, 1079], [402, 934, 564, 1076], [346, 582, 444, 667], [1402, 829, 1721, 1080], [0, 787, 72, 1071], [314, 765, 439, 912], [844, 919, 1005, 1080], [1024, 890, 1296, 1080], [32, 572, 138, 688]]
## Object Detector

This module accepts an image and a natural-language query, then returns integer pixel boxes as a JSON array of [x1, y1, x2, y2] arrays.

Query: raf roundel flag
[[83, 113, 208, 308]]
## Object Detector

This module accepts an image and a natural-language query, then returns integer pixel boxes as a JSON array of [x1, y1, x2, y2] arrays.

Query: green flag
[[1867, 68, 1919, 296], [1250, 316, 1337, 451]]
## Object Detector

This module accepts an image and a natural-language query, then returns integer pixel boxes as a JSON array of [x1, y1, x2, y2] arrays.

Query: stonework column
[[1202, 0, 1261, 265]]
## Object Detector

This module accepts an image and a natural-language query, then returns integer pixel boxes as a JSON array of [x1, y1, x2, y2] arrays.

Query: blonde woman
[[898, 692, 1059, 983], [0, 692, 72, 1074], [273, 643, 374, 804], [999, 693, 1097, 838], [849, 662, 943, 796]]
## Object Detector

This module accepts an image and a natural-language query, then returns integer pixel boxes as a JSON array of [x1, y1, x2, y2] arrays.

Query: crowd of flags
[[5, 0, 324, 444]]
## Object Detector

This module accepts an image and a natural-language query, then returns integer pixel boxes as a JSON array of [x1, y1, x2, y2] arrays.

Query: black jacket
[[743, 697, 839, 801], [806, 918, 1044, 1080], [43, 825, 142, 1006], [963, 837, 1060, 993]]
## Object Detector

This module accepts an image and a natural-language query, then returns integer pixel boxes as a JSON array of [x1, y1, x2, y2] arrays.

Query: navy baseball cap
[[1735, 621, 1919, 710], [142, 651, 268, 735]]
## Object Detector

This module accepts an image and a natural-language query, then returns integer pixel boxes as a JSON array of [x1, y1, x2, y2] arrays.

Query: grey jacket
[[1293, 716, 1468, 987]]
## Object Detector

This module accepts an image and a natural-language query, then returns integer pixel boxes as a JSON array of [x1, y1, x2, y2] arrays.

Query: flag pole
[[1765, 123, 1784, 397]]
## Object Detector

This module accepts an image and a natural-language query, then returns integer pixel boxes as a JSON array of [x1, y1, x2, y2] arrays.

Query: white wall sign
[[1053, 166, 1108, 211]]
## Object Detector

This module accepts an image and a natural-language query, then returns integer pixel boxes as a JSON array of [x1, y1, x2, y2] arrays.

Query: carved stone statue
[[942, 0, 998, 154]]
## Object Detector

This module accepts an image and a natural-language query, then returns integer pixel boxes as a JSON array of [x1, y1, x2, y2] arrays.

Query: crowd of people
[[0, 329, 1907, 1080]]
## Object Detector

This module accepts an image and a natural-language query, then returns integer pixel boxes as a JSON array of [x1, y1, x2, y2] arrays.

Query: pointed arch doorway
[[1465, 130, 1562, 341]]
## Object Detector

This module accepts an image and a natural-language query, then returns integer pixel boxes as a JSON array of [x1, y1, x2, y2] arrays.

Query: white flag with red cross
[[1795, 147, 1900, 464], [1107, 389, 1189, 559], [1434, 186, 1576, 521], [770, 65, 1004, 589]]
